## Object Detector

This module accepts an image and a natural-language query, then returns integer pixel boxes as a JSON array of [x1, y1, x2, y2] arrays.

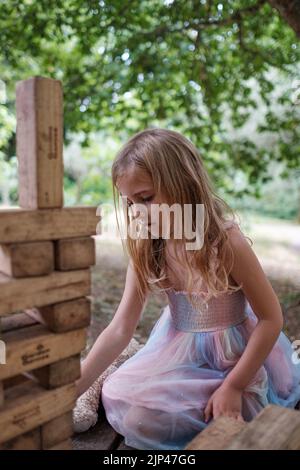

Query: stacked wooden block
[[185, 404, 300, 450], [0, 76, 100, 450]]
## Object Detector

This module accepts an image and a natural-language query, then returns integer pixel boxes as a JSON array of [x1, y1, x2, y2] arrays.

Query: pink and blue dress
[[101, 239, 300, 449]]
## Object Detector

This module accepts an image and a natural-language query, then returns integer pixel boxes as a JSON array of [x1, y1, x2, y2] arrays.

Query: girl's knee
[[123, 406, 164, 438]]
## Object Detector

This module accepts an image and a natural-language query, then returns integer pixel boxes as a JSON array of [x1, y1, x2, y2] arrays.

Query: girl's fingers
[[204, 403, 244, 424], [236, 413, 245, 422], [227, 412, 244, 422], [212, 411, 244, 421]]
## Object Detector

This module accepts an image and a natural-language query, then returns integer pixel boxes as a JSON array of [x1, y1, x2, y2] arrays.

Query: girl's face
[[116, 166, 167, 237]]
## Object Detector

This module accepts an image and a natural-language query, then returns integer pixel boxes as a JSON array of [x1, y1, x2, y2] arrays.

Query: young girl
[[75, 128, 300, 450]]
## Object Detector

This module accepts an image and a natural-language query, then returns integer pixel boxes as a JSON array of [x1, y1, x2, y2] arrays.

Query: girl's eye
[[127, 196, 154, 207], [141, 196, 153, 203], [127, 196, 153, 207]]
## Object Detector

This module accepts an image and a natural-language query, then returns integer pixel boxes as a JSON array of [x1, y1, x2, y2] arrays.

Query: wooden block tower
[[0, 76, 100, 450]]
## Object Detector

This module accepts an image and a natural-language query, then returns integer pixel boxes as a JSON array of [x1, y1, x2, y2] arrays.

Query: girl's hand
[[203, 382, 245, 423]]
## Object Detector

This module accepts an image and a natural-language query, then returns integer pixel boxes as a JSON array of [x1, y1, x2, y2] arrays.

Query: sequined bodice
[[166, 288, 248, 333]]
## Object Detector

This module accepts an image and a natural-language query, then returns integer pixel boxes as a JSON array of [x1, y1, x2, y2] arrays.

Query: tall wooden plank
[[16, 76, 64, 209]]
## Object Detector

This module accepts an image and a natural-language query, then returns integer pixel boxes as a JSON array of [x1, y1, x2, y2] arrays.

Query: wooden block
[[55, 236, 95, 271], [1, 312, 38, 333], [0, 207, 100, 243], [38, 297, 91, 333], [225, 404, 300, 450], [0, 241, 54, 278], [185, 416, 247, 450], [3, 374, 29, 390], [0, 268, 91, 316], [30, 354, 81, 389], [0, 381, 3, 407], [0, 380, 76, 443], [0, 324, 86, 380], [48, 438, 72, 450], [0, 427, 41, 450], [16, 76, 63, 209], [42, 411, 73, 449]]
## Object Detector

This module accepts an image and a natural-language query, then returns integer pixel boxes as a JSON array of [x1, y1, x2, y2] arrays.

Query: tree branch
[[130, 0, 267, 39], [268, 0, 300, 38]]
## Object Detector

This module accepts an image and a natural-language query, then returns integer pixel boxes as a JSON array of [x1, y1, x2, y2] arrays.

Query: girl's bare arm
[[222, 225, 284, 392], [76, 260, 149, 398]]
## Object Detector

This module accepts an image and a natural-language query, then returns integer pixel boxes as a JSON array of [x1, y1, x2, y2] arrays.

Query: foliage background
[[0, 0, 300, 219]]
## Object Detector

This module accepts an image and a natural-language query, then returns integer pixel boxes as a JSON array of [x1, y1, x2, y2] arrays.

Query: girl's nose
[[131, 204, 150, 224]]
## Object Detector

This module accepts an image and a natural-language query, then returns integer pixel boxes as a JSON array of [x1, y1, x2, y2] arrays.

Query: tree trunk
[[268, 0, 300, 38]]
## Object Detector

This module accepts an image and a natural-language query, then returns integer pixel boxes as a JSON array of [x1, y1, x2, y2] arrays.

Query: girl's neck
[[164, 240, 203, 293]]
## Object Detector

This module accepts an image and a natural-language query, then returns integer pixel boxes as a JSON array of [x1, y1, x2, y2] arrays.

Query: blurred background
[[0, 0, 299, 352]]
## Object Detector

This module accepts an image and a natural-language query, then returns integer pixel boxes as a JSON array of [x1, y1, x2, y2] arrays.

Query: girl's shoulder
[[222, 218, 240, 231], [212, 219, 247, 260], [211, 219, 241, 249]]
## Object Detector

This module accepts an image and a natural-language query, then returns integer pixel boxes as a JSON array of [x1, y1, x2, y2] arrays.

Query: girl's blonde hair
[[111, 128, 252, 309]]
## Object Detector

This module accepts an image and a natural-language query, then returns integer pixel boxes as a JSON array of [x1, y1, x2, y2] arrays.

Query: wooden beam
[[48, 438, 72, 450], [3, 374, 29, 390], [0, 312, 38, 333], [0, 380, 76, 444], [226, 404, 300, 450], [41, 411, 73, 449], [16, 76, 63, 209], [55, 236, 96, 271], [0, 241, 54, 278], [0, 325, 86, 380], [0, 428, 41, 450], [0, 207, 100, 243], [185, 416, 247, 450], [0, 268, 91, 316]]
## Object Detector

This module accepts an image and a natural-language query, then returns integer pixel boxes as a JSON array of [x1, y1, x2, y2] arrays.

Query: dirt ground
[[82, 214, 300, 358]]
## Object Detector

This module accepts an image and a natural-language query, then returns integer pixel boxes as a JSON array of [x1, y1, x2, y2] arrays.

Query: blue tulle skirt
[[101, 300, 300, 450]]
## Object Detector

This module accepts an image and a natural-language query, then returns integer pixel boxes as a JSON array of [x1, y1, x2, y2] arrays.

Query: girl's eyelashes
[[142, 196, 154, 203], [127, 196, 154, 207]]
